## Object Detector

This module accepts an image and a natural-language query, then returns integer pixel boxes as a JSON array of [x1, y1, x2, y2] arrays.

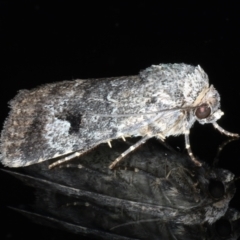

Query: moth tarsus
[[213, 122, 239, 138], [0, 63, 238, 168]]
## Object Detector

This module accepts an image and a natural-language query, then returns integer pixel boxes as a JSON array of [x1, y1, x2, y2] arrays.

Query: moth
[[0, 63, 238, 168], [2, 141, 237, 239]]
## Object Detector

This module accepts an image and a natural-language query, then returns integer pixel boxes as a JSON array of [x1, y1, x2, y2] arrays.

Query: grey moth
[[0, 63, 238, 168]]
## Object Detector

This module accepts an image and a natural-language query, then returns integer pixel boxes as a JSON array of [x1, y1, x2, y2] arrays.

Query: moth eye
[[215, 219, 232, 237], [195, 104, 211, 119], [208, 180, 225, 199]]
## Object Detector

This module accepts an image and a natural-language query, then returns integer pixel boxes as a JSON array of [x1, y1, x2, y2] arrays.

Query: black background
[[1, 1, 240, 239]]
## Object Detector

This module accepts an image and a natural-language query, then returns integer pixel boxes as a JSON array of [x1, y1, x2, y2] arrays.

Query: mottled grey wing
[[1, 63, 209, 167], [1, 76, 152, 167], [0, 75, 183, 167]]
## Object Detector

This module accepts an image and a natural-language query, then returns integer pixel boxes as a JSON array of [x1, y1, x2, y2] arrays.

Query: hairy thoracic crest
[[0, 63, 238, 168]]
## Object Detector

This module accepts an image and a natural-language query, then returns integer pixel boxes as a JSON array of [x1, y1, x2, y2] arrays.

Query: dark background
[[1, 1, 240, 239]]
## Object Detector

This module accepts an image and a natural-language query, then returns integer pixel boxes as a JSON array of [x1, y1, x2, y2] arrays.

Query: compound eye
[[208, 180, 225, 199], [195, 104, 211, 119], [215, 219, 232, 237]]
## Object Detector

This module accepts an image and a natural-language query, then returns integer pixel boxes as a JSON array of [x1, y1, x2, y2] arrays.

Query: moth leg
[[48, 151, 83, 169], [213, 122, 239, 138], [184, 131, 202, 167], [109, 135, 151, 169]]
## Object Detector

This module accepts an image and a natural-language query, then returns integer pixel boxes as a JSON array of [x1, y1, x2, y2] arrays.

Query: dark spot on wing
[[66, 113, 82, 134], [56, 112, 82, 134]]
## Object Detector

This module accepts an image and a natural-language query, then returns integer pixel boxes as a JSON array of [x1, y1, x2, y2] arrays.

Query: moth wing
[[1, 63, 207, 167]]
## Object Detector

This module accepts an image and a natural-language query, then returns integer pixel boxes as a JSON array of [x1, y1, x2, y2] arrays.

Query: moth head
[[194, 85, 223, 124]]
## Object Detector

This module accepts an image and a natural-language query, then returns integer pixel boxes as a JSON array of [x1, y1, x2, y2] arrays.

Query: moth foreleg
[[109, 135, 152, 169], [212, 122, 239, 138], [184, 131, 202, 167]]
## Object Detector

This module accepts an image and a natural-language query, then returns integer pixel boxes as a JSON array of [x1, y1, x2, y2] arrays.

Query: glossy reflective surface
[[1, 1, 240, 240]]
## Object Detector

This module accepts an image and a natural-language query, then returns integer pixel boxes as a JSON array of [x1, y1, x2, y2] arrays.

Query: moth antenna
[[184, 131, 202, 167], [48, 142, 102, 169], [213, 122, 239, 138], [90, 106, 194, 118], [109, 135, 152, 169]]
